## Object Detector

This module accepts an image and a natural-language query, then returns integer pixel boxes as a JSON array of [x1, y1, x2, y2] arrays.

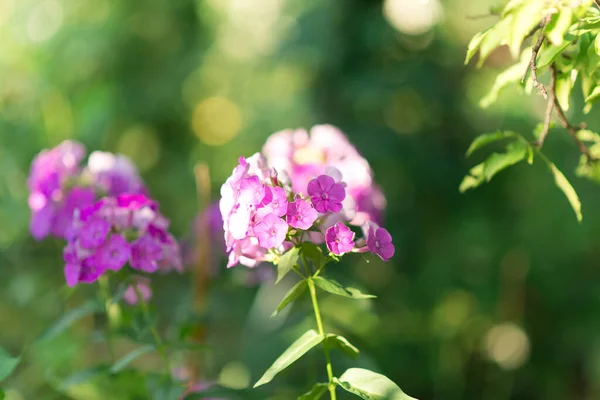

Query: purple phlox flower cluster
[[27, 140, 147, 240], [262, 124, 387, 226], [63, 194, 182, 287], [221, 148, 395, 265], [83, 151, 147, 196], [123, 276, 152, 305]]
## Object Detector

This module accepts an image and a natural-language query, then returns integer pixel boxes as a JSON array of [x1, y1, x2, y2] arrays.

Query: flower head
[[84, 151, 146, 196], [366, 224, 395, 262], [325, 222, 355, 255], [286, 197, 318, 230], [253, 213, 288, 249], [307, 174, 346, 213], [63, 193, 182, 286]]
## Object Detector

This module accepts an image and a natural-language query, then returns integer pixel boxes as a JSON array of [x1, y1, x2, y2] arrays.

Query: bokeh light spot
[[192, 96, 242, 146], [0, 0, 15, 26], [116, 125, 161, 172], [383, 0, 443, 36], [218, 361, 251, 389], [27, 0, 63, 43], [385, 89, 425, 135], [484, 323, 530, 370]]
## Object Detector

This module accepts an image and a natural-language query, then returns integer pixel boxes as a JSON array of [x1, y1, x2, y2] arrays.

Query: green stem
[[98, 275, 116, 361], [134, 285, 172, 378], [308, 278, 336, 400]]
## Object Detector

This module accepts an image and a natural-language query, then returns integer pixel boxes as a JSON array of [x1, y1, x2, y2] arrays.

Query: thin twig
[[549, 65, 595, 161], [467, 12, 500, 20], [522, 16, 551, 98], [595, 0, 600, 10], [535, 66, 556, 147]]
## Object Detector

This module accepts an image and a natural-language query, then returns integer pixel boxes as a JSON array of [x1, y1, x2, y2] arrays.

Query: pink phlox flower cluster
[[262, 124, 387, 226], [220, 154, 292, 268], [63, 194, 182, 287], [221, 149, 396, 266], [27, 141, 147, 240]]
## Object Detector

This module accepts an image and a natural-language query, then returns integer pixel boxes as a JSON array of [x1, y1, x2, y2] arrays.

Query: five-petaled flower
[[307, 174, 346, 213], [253, 213, 288, 249], [325, 222, 355, 255], [286, 197, 318, 230], [366, 224, 395, 262]]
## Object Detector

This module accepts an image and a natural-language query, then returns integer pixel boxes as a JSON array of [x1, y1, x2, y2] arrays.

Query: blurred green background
[[3, 0, 600, 399]]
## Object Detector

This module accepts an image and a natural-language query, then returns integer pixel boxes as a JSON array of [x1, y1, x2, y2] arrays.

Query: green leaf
[[0, 388, 4, 400], [586, 37, 600, 73], [555, 72, 573, 111], [585, 85, 600, 103], [254, 329, 324, 388], [466, 131, 518, 156], [271, 279, 308, 318], [312, 277, 376, 299], [465, 30, 489, 65], [479, 57, 529, 108], [547, 8, 573, 45], [37, 300, 103, 343], [276, 246, 300, 283], [537, 40, 573, 68], [482, 140, 528, 181], [478, 16, 513, 67], [502, 0, 526, 16], [0, 348, 20, 382], [298, 383, 329, 400], [302, 242, 324, 267], [508, 0, 544, 58], [577, 129, 600, 143], [459, 163, 485, 193], [326, 334, 359, 359], [539, 154, 582, 222], [336, 368, 417, 400], [110, 345, 155, 374]]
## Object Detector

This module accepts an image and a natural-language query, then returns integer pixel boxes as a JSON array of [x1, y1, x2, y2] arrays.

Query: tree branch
[[522, 16, 551, 98], [595, 0, 600, 10], [549, 64, 595, 161]]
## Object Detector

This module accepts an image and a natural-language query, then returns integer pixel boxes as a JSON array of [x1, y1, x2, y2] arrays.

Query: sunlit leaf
[[271, 279, 308, 318], [480, 55, 529, 108], [110, 345, 155, 374], [298, 383, 329, 400], [276, 246, 300, 283], [585, 85, 600, 103], [555, 72, 573, 111], [336, 368, 417, 400], [547, 8, 573, 45], [466, 131, 518, 156], [537, 152, 582, 222], [465, 30, 489, 65], [478, 16, 513, 67], [59, 365, 110, 391], [537, 40, 573, 68], [509, 0, 544, 58], [254, 330, 323, 388], [502, 0, 526, 16], [312, 277, 375, 299], [0, 348, 20, 382], [302, 242, 324, 268], [459, 163, 485, 193], [326, 334, 359, 359], [37, 300, 103, 343], [482, 140, 528, 181]]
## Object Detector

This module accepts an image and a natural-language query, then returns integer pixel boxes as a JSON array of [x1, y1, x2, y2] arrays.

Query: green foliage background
[[3, 0, 600, 399]]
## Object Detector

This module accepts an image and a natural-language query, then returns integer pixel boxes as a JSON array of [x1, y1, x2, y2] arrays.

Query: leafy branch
[[463, 0, 600, 222]]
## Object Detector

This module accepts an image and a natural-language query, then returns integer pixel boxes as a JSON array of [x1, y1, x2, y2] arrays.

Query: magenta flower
[[253, 213, 288, 249], [84, 151, 146, 196], [95, 233, 131, 271], [325, 222, 355, 255], [130, 234, 162, 273], [259, 186, 288, 217], [367, 225, 395, 261], [64, 263, 82, 287], [307, 175, 346, 213], [123, 277, 152, 305], [286, 198, 318, 230], [78, 216, 110, 249]]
